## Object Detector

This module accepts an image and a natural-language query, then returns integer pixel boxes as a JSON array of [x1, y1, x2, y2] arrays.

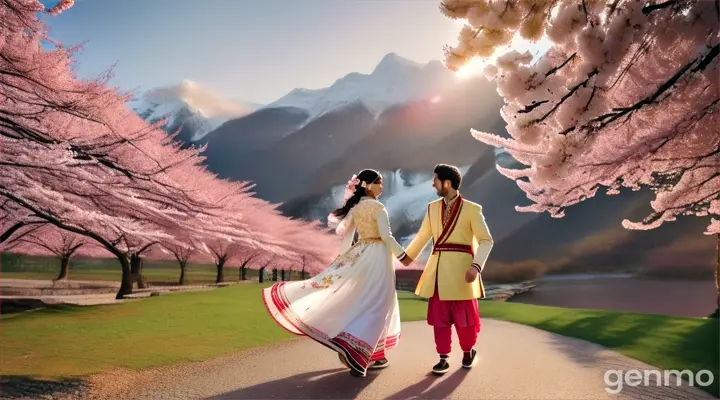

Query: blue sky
[[40, 0, 465, 104]]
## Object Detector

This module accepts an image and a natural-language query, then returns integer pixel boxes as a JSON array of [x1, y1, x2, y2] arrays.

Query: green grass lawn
[[1, 285, 717, 396]]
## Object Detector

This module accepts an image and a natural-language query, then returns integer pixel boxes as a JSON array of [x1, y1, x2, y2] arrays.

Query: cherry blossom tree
[[281, 219, 339, 268], [199, 190, 294, 284], [2, 0, 205, 296], [235, 247, 262, 281], [439, 0, 719, 307], [161, 243, 196, 285], [159, 231, 216, 285], [0, 223, 111, 280], [255, 252, 277, 283], [1, 0, 347, 300], [205, 241, 238, 284], [2, 1, 270, 297], [263, 215, 340, 281]]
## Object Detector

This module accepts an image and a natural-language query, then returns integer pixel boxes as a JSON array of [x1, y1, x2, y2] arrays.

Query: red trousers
[[428, 280, 480, 355], [433, 325, 478, 355]]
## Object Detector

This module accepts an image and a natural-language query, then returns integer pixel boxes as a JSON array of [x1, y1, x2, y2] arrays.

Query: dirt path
[[17, 319, 709, 400]]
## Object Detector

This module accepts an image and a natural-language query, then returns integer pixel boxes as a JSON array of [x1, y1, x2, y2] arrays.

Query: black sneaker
[[432, 356, 450, 375], [462, 349, 477, 369], [368, 358, 390, 370], [349, 368, 365, 377]]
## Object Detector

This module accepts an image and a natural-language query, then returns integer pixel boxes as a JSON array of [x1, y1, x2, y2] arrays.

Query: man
[[398, 163, 493, 375]]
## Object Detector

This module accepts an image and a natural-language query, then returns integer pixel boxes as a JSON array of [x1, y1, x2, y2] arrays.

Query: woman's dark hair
[[331, 169, 381, 219]]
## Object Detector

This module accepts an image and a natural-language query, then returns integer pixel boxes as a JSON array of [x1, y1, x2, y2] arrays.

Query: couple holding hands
[[262, 163, 494, 377]]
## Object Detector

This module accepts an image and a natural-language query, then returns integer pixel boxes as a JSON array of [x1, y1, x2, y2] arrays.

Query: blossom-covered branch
[[439, 0, 719, 234]]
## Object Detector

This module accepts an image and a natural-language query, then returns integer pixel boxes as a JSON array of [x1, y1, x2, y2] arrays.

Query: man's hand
[[401, 257, 413, 266], [464, 266, 479, 283]]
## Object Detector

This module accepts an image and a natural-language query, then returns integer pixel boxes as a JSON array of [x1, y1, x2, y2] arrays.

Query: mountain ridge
[[265, 52, 460, 125]]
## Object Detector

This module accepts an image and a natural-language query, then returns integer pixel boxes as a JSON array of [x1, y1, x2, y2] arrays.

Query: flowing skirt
[[262, 240, 401, 376]]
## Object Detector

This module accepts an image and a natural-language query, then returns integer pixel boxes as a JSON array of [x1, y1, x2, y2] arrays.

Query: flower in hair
[[346, 175, 360, 191], [343, 174, 361, 202]]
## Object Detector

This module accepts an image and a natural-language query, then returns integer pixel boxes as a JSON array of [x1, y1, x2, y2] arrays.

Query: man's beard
[[436, 188, 447, 197]]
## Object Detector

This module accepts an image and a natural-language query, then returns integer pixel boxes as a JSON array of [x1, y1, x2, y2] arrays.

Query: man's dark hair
[[434, 164, 462, 190]]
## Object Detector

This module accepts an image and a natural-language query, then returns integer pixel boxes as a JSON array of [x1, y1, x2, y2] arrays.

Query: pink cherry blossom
[[1, 0, 343, 297], [440, 0, 718, 235]]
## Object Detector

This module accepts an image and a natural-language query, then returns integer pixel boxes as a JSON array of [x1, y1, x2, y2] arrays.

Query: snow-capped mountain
[[129, 80, 258, 141], [265, 53, 460, 126]]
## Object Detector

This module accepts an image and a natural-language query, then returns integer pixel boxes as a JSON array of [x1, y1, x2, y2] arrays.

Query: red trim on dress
[[262, 282, 400, 376]]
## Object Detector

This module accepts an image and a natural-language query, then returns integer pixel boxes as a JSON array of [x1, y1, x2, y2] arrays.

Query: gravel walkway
[[2, 319, 714, 400]]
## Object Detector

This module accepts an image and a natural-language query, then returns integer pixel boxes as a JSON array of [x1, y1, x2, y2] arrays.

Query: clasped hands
[[400, 255, 479, 283]]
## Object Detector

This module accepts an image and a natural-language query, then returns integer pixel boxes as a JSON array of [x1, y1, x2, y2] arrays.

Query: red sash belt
[[432, 243, 474, 256]]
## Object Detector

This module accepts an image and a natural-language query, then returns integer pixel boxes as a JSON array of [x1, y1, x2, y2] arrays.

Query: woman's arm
[[375, 204, 406, 258], [337, 213, 356, 254]]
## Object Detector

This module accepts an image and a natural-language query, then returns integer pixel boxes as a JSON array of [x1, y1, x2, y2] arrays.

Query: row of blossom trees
[[0, 0, 340, 298], [439, 0, 718, 306]]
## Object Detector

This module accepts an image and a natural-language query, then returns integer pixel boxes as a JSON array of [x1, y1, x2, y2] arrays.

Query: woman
[[262, 169, 406, 377]]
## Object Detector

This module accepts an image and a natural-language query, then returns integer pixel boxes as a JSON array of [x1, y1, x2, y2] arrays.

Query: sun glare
[[455, 58, 490, 79], [452, 32, 555, 79], [430, 96, 442, 103]]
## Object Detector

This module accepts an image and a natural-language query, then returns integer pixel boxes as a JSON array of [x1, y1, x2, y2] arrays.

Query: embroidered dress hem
[[263, 282, 400, 375]]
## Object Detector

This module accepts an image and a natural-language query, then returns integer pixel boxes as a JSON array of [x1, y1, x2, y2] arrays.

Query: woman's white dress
[[262, 197, 406, 376]]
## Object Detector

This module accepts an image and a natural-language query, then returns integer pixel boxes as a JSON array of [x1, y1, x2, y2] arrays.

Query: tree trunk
[[116, 255, 133, 299], [216, 261, 225, 284], [130, 253, 148, 289], [238, 258, 253, 281], [240, 265, 247, 281], [301, 266, 306, 280], [56, 257, 70, 280], [280, 269, 286, 281], [178, 261, 187, 286], [259, 267, 266, 283]]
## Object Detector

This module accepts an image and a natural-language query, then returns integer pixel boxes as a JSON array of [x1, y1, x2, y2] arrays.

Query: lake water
[[508, 274, 718, 318]]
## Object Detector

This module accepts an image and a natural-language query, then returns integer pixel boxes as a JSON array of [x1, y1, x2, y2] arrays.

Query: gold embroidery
[[355, 237, 382, 244], [442, 195, 458, 227], [300, 199, 386, 291], [303, 273, 338, 289], [350, 199, 385, 240]]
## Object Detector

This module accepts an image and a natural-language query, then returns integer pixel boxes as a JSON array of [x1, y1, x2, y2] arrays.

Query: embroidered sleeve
[[374, 203, 406, 258]]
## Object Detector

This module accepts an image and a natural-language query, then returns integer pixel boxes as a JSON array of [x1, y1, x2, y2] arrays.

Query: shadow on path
[[208, 368, 378, 399], [208, 366, 470, 400], [384, 369, 470, 400], [0, 375, 85, 399]]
